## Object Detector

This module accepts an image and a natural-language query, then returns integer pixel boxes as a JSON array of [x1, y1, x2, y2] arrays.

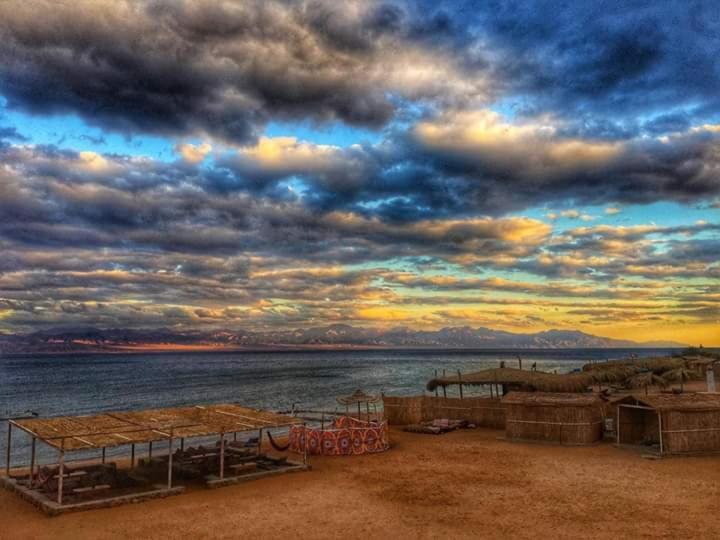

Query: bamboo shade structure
[[10, 404, 301, 451]]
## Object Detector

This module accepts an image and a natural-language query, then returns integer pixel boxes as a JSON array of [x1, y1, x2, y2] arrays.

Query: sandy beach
[[2, 427, 719, 540]]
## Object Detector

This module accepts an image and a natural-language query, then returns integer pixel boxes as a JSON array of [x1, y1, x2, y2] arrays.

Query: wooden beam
[[302, 424, 308, 465], [57, 438, 65, 505], [5, 422, 11, 477], [101, 447, 106, 464], [130, 443, 135, 469], [167, 428, 174, 489], [219, 432, 225, 481], [29, 437, 36, 488], [658, 412, 664, 456]]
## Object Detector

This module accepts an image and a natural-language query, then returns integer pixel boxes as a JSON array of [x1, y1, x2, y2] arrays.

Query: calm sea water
[[0, 348, 677, 467]]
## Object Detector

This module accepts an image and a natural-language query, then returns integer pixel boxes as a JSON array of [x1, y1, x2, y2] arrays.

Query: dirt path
[[2, 428, 719, 539]]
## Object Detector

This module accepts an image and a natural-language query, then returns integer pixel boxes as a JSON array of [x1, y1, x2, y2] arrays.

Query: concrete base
[[205, 461, 311, 489], [0, 475, 184, 516]]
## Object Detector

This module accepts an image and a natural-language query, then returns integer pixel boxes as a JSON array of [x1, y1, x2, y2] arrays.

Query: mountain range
[[0, 324, 687, 354]]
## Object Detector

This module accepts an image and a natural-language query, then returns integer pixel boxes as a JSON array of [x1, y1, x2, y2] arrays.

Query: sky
[[0, 0, 718, 345]]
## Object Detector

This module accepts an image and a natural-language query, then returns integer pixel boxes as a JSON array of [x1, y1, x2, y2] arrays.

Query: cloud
[[0, 0, 492, 142], [177, 142, 212, 164]]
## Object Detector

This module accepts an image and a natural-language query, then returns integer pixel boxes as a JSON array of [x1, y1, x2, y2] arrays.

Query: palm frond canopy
[[626, 371, 668, 389]]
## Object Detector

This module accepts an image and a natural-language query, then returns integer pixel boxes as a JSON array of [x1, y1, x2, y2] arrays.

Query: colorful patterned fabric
[[289, 417, 389, 456]]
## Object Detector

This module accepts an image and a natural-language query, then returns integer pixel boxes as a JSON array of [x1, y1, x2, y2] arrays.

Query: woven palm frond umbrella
[[662, 367, 696, 393], [337, 389, 380, 419], [627, 371, 668, 395]]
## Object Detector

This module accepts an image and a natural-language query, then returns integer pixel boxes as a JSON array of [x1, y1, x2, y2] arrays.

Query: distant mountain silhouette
[[0, 324, 687, 354]]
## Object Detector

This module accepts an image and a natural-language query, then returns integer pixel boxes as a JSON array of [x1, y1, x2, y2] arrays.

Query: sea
[[0, 348, 679, 467]]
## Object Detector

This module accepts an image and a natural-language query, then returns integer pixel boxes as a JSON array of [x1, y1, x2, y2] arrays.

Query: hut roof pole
[[658, 412, 664, 456], [57, 438, 65, 505], [167, 427, 174, 489], [5, 421, 11, 476]]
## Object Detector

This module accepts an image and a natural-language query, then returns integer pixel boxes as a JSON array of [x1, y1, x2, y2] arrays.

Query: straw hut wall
[[502, 392, 604, 445], [617, 394, 720, 455], [382, 395, 505, 428], [382, 396, 424, 425]]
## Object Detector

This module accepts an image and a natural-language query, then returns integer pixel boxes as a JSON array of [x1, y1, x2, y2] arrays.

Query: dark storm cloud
[[0, 0, 490, 142], [2, 0, 718, 145], [469, 0, 720, 127]]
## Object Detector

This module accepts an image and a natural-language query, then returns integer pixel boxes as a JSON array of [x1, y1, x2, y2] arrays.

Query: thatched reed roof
[[426, 368, 593, 393], [633, 393, 720, 412], [582, 356, 685, 376], [502, 391, 602, 407], [336, 389, 380, 405], [11, 404, 301, 451]]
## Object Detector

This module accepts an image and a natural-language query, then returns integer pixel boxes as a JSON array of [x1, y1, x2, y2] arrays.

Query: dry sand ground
[[2, 428, 719, 540]]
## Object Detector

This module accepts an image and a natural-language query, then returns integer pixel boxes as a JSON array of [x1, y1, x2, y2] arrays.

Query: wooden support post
[[5, 422, 11, 477], [458, 371, 463, 399], [219, 432, 225, 480], [518, 356, 522, 370], [357, 402, 361, 419], [434, 370, 439, 397], [149, 441, 153, 461], [658, 412, 664, 456], [489, 384, 493, 399], [130, 444, 135, 469], [256, 429, 263, 457], [233, 432, 237, 442], [57, 439, 65, 505], [180, 438, 184, 452], [29, 437, 36, 488], [167, 428, 174, 489], [616, 406, 621, 445], [101, 447, 106, 464], [366, 402, 370, 420], [302, 423, 308, 465]]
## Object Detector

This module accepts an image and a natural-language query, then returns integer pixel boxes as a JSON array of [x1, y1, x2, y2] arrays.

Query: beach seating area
[[1, 404, 309, 515]]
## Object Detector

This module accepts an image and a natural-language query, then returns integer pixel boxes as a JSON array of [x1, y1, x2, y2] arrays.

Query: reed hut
[[616, 393, 720, 456], [502, 392, 604, 445]]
